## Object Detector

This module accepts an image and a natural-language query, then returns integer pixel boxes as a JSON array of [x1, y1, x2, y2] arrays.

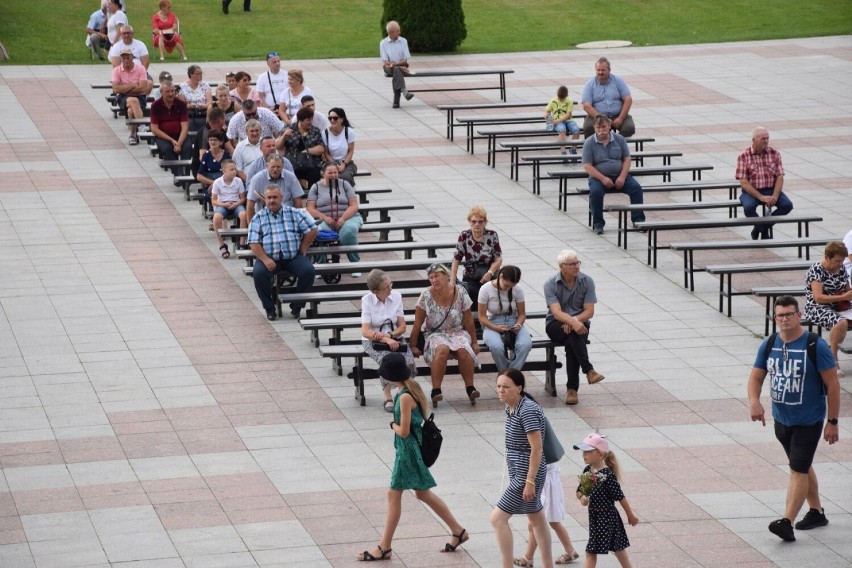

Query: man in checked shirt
[[736, 126, 794, 240]]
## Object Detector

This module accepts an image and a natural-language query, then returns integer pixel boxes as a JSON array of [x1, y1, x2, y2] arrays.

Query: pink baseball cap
[[573, 432, 609, 453]]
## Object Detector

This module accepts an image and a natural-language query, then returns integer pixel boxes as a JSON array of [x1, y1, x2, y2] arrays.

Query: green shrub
[[381, 0, 467, 52]]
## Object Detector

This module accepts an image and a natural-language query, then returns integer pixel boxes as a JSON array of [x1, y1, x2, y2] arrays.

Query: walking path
[[0, 36, 850, 567]]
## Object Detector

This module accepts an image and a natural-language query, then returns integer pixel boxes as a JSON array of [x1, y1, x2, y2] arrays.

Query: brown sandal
[[513, 556, 534, 567], [555, 550, 580, 564]]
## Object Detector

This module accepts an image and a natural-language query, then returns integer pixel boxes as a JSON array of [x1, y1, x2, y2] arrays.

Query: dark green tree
[[381, 0, 466, 52]]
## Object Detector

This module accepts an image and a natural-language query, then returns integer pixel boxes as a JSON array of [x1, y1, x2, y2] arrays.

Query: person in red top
[[735, 126, 793, 240], [150, 79, 191, 175], [111, 48, 148, 146]]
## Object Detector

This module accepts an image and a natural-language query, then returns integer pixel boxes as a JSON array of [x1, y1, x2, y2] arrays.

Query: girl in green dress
[[357, 353, 470, 561]]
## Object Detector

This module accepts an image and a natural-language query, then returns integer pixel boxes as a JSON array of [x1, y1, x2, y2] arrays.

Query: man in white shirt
[[106, 0, 128, 46], [85, 5, 109, 61], [256, 52, 287, 112], [379, 21, 414, 108], [232, 120, 264, 179], [108, 25, 149, 69]]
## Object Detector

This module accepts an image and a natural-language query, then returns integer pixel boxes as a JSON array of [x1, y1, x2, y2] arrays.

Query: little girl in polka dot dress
[[574, 433, 639, 568]]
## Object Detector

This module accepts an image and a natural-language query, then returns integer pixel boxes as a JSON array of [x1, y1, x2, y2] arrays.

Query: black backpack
[[418, 413, 442, 468]]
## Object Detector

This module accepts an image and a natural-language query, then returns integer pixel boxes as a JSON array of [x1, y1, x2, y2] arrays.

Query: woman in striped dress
[[491, 369, 553, 568]]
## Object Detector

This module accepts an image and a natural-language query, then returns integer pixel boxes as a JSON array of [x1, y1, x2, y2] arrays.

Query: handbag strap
[[426, 286, 456, 334], [267, 71, 278, 106]]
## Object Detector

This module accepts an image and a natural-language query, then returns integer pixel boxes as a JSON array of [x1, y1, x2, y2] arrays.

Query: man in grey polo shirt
[[244, 136, 294, 183], [582, 114, 645, 235], [246, 154, 303, 221], [581, 57, 635, 138], [544, 249, 605, 405]]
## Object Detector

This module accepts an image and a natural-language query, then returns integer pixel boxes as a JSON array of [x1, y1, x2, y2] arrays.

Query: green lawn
[[2, 0, 850, 65]]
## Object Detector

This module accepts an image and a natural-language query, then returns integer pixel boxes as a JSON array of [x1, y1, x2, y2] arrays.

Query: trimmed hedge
[[381, 0, 466, 52]]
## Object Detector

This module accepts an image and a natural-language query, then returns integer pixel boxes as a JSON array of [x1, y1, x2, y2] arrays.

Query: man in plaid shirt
[[736, 126, 793, 240], [248, 187, 317, 321]]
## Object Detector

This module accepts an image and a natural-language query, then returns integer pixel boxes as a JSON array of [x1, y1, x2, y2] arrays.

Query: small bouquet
[[577, 469, 607, 497]]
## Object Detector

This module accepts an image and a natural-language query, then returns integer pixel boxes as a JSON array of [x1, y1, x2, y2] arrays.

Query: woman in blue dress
[[357, 353, 469, 561], [490, 369, 553, 568]]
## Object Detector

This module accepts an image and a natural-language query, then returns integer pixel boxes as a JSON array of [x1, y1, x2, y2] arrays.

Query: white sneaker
[[351, 272, 362, 278]]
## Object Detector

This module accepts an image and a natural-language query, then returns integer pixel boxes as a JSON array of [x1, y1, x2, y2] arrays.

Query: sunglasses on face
[[328, 115, 340, 121], [266, 51, 279, 59]]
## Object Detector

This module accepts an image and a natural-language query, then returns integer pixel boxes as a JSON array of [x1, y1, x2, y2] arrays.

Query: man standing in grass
[[748, 296, 840, 542], [380, 21, 414, 108]]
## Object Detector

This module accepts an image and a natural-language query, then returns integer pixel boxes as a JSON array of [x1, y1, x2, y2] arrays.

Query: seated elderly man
[[247, 154, 303, 221], [581, 57, 635, 138], [85, 4, 109, 61], [232, 119, 263, 180], [149, 79, 192, 175], [247, 186, 317, 321], [226, 99, 284, 147], [582, 115, 644, 235], [111, 48, 148, 145], [244, 136, 294, 182]]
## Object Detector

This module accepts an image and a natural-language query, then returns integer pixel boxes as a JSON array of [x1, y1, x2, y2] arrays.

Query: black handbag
[[372, 319, 409, 353], [464, 263, 491, 283], [501, 329, 518, 361]]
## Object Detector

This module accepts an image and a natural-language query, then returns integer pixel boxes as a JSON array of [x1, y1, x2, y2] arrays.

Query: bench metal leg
[[764, 296, 772, 336], [447, 110, 454, 140], [544, 346, 557, 397], [499, 73, 507, 102], [354, 359, 366, 406], [688, 251, 695, 292]]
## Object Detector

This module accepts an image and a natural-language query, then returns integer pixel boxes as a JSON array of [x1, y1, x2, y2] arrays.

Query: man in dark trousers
[[748, 296, 840, 542], [222, 0, 250, 14]]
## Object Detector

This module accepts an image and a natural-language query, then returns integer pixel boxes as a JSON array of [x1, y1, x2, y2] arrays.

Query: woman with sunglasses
[[804, 241, 852, 372], [451, 206, 503, 317], [321, 107, 357, 186], [410, 264, 481, 407], [479, 266, 532, 371]]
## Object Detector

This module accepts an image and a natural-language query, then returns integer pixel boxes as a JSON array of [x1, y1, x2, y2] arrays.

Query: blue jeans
[[739, 188, 794, 218], [319, 216, 363, 262], [588, 175, 644, 229], [483, 314, 532, 371], [252, 253, 315, 313]]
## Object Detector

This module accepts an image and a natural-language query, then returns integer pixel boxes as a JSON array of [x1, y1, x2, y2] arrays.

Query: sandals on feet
[[555, 550, 580, 564], [383, 400, 394, 413], [219, 244, 230, 259], [514, 556, 534, 567], [357, 544, 391, 561], [466, 386, 480, 406], [441, 528, 468, 552]]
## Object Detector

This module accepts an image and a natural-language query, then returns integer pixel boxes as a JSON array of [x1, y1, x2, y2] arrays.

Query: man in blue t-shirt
[[748, 296, 840, 542]]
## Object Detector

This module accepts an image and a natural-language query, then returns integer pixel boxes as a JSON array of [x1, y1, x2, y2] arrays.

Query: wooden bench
[[751, 286, 825, 336], [436, 101, 547, 140], [671, 237, 835, 291], [236, 240, 457, 267], [638, 215, 822, 269], [277, 286, 427, 320], [607, 200, 741, 250], [301, 308, 549, 348], [706, 261, 815, 317], [320, 337, 561, 406], [523, 150, 682, 191], [219, 220, 440, 247], [497, 136, 655, 171], [549, 164, 713, 199], [561, 179, 741, 214], [399, 69, 514, 102], [456, 113, 585, 153]]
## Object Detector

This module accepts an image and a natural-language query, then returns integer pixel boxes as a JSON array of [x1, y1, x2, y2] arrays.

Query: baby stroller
[[311, 229, 341, 284]]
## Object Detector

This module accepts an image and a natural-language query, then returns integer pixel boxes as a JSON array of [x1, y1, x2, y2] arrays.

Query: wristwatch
[[826, 418, 838, 425]]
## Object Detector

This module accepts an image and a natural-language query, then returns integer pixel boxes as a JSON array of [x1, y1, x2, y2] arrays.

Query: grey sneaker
[[593, 225, 604, 235], [795, 508, 828, 530]]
